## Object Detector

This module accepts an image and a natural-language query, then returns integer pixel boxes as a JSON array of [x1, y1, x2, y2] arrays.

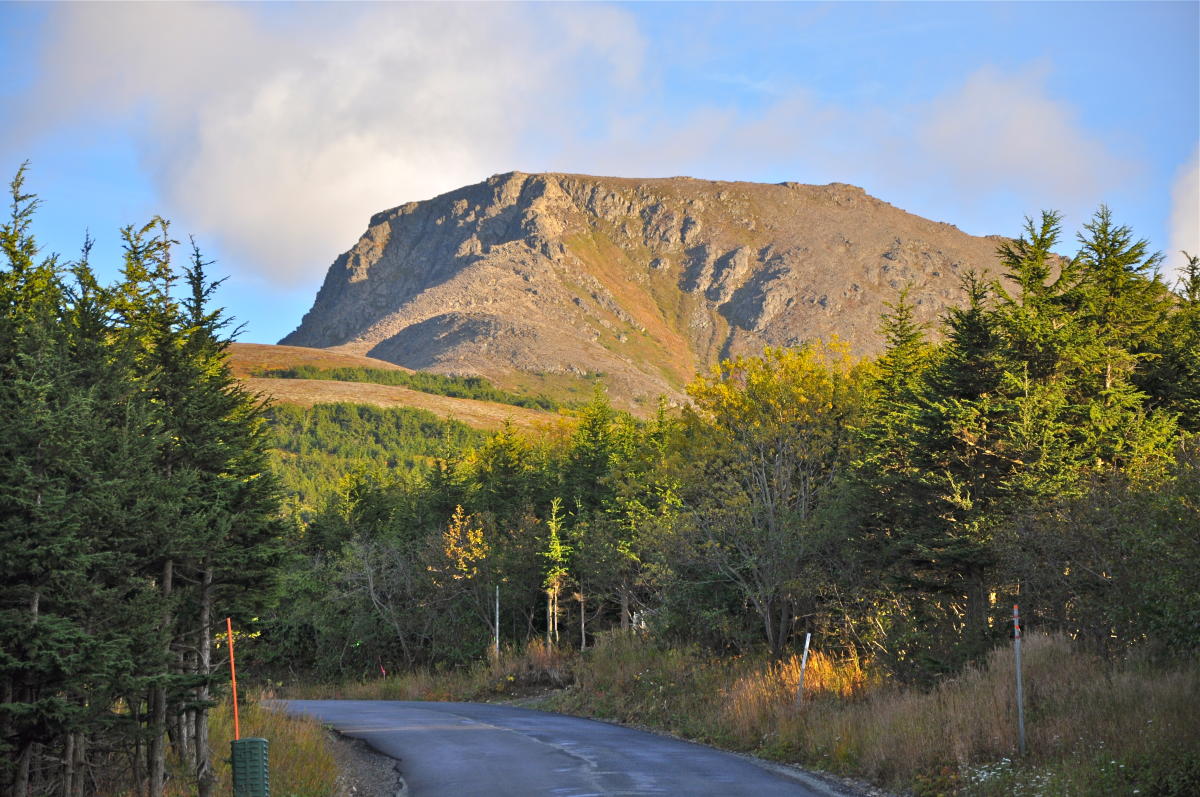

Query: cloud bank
[[1168, 145, 1199, 281], [10, 4, 1154, 287], [14, 3, 643, 284]]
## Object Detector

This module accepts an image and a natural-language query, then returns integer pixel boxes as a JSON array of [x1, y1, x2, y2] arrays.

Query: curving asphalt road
[[281, 700, 837, 796]]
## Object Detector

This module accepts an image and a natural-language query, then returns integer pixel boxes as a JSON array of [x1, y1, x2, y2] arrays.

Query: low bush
[[290, 639, 576, 703]]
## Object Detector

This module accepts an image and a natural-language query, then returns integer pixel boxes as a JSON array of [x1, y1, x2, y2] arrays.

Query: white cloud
[[914, 66, 1137, 204], [550, 65, 1138, 233], [1167, 145, 1199, 282], [14, 3, 645, 285], [10, 5, 1145, 287]]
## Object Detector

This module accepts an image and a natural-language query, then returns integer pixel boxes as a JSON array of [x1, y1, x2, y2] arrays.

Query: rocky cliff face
[[282, 172, 1004, 409]]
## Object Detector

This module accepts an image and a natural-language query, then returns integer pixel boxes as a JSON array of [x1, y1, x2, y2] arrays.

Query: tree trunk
[[758, 596, 778, 657], [29, 743, 42, 797], [150, 559, 173, 797], [579, 587, 586, 651], [552, 589, 560, 644], [130, 713, 143, 797], [63, 732, 74, 797], [170, 646, 189, 769], [15, 740, 32, 797], [195, 566, 214, 797], [70, 734, 85, 797], [965, 568, 988, 646], [774, 599, 791, 659], [16, 596, 40, 797], [619, 588, 630, 632], [2, 679, 13, 797]]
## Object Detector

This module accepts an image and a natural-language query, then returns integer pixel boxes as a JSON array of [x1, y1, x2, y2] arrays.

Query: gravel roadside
[[326, 729, 405, 797]]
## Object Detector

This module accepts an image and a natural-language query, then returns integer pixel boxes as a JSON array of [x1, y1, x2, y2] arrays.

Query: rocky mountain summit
[[282, 172, 1005, 409]]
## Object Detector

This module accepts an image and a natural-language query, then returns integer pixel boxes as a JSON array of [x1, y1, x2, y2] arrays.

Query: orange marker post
[[227, 616, 241, 741]]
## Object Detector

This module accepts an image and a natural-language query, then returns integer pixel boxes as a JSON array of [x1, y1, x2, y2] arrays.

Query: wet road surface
[[281, 699, 830, 796]]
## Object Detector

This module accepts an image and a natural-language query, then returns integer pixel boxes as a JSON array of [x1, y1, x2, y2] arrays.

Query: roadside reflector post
[[795, 632, 812, 705], [231, 737, 270, 797], [227, 617, 271, 795], [1014, 604, 1026, 756]]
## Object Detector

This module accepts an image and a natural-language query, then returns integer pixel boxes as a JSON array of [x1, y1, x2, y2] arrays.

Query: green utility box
[[231, 737, 270, 797]]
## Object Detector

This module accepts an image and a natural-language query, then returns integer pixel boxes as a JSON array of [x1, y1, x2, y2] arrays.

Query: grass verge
[[165, 698, 339, 797]]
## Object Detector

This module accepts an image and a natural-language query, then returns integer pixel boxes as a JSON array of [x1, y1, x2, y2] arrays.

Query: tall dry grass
[[163, 698, 339, 796], [550, 632, 1200, 795], [782, 634, 1200, 791], [721, 648, 877, 741]]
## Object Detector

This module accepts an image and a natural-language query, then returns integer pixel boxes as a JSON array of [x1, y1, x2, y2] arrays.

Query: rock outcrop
[[282, 172, 1005, 409]]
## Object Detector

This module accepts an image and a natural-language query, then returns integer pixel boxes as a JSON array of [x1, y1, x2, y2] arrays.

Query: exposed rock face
[[282, 172, 1004, 409]]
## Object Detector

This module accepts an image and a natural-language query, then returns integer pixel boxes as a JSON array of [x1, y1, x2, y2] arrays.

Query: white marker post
[[1014, 604, 1026, 756], [494, 585, 501, 659], [796, 632, 812, 705]]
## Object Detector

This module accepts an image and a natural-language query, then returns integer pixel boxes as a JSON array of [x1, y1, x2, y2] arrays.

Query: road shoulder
[[327, 728, 406, 797]]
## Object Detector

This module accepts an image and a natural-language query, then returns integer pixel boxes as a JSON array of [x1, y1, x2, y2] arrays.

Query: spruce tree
[[1, 169, 283, 796], [1139, 254, 1200, 430]]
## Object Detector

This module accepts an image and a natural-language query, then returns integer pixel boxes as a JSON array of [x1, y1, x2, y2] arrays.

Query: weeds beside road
[[286, 633, 1200, 796], [162, 700, 339, 797]]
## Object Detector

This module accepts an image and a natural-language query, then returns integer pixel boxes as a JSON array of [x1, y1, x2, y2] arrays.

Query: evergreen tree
[[563, 385, 617, 517], [1139, 254, 1200, 430], [0, 169, 283, 796], [541, 498, 571, 644], [856, 286, 934, 558], [898, 275, 1010, 660], [1073, 206, 1171, 394]]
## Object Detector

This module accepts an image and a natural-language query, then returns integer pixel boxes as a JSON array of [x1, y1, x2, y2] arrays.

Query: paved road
[[281, 700, 831, 796]]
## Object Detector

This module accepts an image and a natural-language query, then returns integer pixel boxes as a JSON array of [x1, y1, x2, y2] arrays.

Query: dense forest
[[0, 170, 282, 797], [264, 402, 486, 520], [253, 209, 1200, 683], [3, 162, 1198, 796]]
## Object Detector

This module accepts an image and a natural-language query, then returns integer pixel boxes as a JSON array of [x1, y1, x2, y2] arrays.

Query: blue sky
[[2, 1, 1197, 344]]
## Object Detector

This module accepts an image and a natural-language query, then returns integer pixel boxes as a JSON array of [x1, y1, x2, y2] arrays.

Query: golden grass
[[721, 649, 877, 742], [185, 698, 340, 797], [549, 632, 1200, 795], [230, 339, 564, 432], [241, 377, 559, 432], [227, 342, 413, 378]]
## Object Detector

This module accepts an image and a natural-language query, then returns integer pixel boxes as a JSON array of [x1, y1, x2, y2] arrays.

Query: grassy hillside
[[228, 342, 415, 377], [230, 343, 561, 432], [251, 364, 560, 410], [230, 344, 567, 515]]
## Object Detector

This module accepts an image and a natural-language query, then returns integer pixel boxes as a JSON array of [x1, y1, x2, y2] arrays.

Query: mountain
[[281, 172, 1005, 410]]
